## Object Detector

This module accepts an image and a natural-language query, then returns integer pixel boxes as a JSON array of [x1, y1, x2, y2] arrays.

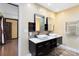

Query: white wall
[[0, 3, 18, 19], [18, 4, 29, 56]]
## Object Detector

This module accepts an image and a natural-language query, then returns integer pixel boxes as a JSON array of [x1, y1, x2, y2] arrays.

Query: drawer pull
[[38, 45, 43, 48]]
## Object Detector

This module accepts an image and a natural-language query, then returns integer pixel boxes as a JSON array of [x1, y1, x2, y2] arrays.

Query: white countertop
[[29, 34, 62, 44]]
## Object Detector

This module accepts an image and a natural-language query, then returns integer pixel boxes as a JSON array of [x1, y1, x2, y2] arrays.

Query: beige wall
[[54, 6, 79, 35], [6, 19, 17, 39], [54, 5, 79, 49]]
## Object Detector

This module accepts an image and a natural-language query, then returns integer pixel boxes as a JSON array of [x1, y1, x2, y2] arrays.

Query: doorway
[[0, 3, 18, 56]]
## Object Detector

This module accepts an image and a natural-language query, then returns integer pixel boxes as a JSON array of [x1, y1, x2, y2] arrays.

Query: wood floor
[[0, 39, 18, 56], [48, 45, 79, 56]]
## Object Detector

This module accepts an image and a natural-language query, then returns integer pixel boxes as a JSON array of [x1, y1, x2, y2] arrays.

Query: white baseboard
[[26, 53, 31, 56], [59, 45, 79, 53]]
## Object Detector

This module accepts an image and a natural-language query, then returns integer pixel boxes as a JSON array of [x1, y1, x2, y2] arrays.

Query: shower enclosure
[[65, 20, 79, 50]]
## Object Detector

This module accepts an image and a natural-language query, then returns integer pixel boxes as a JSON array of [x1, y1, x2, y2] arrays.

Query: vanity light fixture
[[47, 3, 51, 6], [27, 3, 31, 7], [39, 8, 43, 12]]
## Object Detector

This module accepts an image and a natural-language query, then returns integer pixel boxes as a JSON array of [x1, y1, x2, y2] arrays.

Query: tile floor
[[48, 45, 79, 56]]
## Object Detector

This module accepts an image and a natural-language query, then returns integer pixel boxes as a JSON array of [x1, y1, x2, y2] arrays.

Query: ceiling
[[12, 3, 79, 12], [38, 3, 79, 12]]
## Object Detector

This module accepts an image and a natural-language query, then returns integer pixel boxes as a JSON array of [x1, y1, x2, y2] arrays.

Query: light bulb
[[47, 3, 51, 6], [27, 3, 31, 7]]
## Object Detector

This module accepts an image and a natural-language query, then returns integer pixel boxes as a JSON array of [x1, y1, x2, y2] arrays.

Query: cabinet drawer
[[50, 39, 57, 45], [36, 41, 51, 56], [51, 39, 56, 42], [37, 44, 44, 48], [37, 41, 50, 48], [37, 50, 45, 56], [44, 42, 50, 46]]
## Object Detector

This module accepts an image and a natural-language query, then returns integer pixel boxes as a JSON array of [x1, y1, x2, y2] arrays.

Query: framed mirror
[[34, 14, 45, 32], [46, 17, 54, 32]]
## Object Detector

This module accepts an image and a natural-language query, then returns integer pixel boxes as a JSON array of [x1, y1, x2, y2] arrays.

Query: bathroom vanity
[[29, 14, 62, 56], [29, 34, 62, 56]]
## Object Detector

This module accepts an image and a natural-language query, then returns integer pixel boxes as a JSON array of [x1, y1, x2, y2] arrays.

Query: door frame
[[5, 18, 18, 40]]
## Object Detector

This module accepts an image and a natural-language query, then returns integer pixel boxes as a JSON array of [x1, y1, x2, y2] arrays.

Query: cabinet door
[[57, 37, 62, 46], [36, 41, 51, 56], [28, 22, 35, 32], [50, 39, 57, 49], [29, 40, 37, 56], [4, 22, 12, 41]]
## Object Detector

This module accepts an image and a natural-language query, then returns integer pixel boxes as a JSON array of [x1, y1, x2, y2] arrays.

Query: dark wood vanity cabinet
[[28, 22, 35, 32], [29, 40, 51, 56], [29, 37, 62, 56]]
